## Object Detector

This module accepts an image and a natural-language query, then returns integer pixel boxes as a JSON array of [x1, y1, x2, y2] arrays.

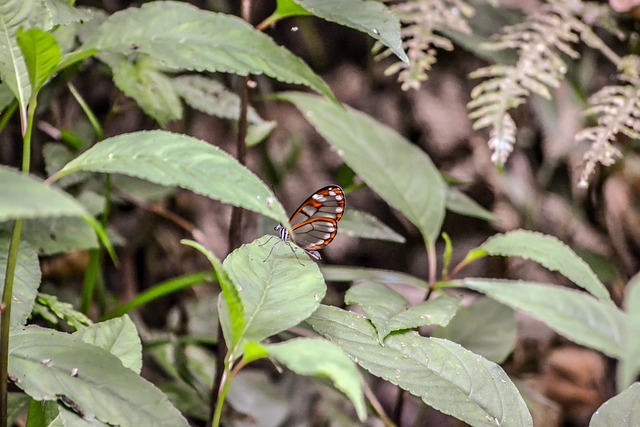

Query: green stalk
[[0, 99, 36, 427]]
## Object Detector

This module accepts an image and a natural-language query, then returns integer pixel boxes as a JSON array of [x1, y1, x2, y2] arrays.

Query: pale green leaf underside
[[589, 382, 640, 427], [446, 188, 494, 222], [479, 230, 612, 303], [9, 326, 188, 427], [266, 338, 366, 421], [224, 236, 326, 345], [339, 209, 405, 243], [16, 217, 98, 255], [82, 1, 334, 100], [461, 279, 625, 358], [281, 92, 446, 245], [618, 276, 640, 391], [433, 297, 517, 364], [73, 315, 143, 374], [0, 235, 40, 327], [0, 166, 89, 222], [56, 130, 290, 226], [294, 0, 408, 63], [321, 265, 429, 289], [308, 305, 532, 427]]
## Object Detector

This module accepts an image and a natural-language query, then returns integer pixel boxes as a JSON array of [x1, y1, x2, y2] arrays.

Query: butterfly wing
[[289, 186, 345, 251]]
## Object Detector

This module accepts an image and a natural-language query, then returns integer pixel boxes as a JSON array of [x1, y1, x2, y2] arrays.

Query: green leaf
[[446, 188, 494, 222], [433, 297, 516, 363], [34, 0, 94, 29], [33, 293, 92, 330], [618, 275, 640, 391], [308, 305, 533, 427], [74, 315, 142, 374], [7, 392, 30, 426], [590, 382, 640, 427], [0, 165, 89, 221], [294, 0, 407, 63], [281, 92, 446, 246], [266, 338, 366, 421], [112, 58, 182, 126], [345, 281, 460, 342], [9, 325, 189, 427], [269, 0, 312, 22], [82, 1, 334, 101], [475, 230, 613, 304], [182, 240, 245, 348], [321, 265, 428, 289], [55, 130, 290, 227], [223, 236, 326, 347], [16, 27, 61, 95], [14, 217, 98, 255], [459, 279, 625, 358], [0, 236, 40, 327], [339, 209, 405, 243]]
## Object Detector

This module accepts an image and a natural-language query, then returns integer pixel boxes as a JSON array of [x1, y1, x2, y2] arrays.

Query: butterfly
[[266, 185, 345, 261]]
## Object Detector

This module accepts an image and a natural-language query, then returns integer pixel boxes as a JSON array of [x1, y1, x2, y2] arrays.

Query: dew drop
[[291, 26, 299, 32]]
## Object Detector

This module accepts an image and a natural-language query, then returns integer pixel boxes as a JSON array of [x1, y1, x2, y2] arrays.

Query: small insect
[[266, 185, 345, 261]]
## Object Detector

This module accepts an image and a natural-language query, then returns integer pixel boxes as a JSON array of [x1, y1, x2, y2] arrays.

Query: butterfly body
[[273, 185, 345, 260]]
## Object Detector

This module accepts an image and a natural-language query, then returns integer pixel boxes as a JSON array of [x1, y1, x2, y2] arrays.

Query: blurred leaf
[[9, 326, 189, 427], [617, 275, 640, 391], [339, 209, 405, 243], [223, 236, 326, 350], [281, 92, 446, 246], [55, 130, 290, 227], [293, 0, 407, 63], [161, 381, 209, 422], [74, 315, 142, 374], [33, 293, 92, 330], [0, 165, 89, 222], [11, 217, 98, 255], [226, 370, 291, 427], [266, 338, 366, 421], [589, 382, 640, 427], [82, 1, 334, 101], [7, 392, 30, 426], [471, 230, 613, 304], [36, 0, 94, 29], [459, 279, 625, 358], [345, 281, 460, 342], [308, 305, 533, 426], [321, 265, 429, 289], [112, 175, 175, 202], [433, 297, 516, 364], [268, 0, 312, 22], [446, 188, 494, 222], [112, 58, 182, 126], [0, 83, 15, 112], [17, 27, 61, 95], [0, 236, 40, 327]]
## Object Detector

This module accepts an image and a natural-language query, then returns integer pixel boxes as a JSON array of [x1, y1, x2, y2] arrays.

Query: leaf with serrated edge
[[9, 326, 188, 427], [266, 338, 366, 421], [223, 236, 326, 347], [0, 235, 40, 327], [308, 305, 532, 427], [281, 92, 446, 246], [590, 382, 640, 427], [460, 279, 625, 357], [618, 276, 640, 391], [81, 1, 334, 101], [478, 230, 612, 303], [345, 281, 460, 342], [55, 130, 289, 226]]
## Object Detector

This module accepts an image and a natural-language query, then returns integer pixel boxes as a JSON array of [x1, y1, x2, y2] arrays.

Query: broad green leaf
[[112, 58, 182, 126], [33, 293, 92, 330], [281, 92, 446, 246], [12, 217, 98, 255], [321, 265, 429, 289], [36, 0, 94, 29], [0, 82, 15, 112], [7, 392, 30, 426], [618, 276, 640, 391], [266, 338, 366, 421], [0, 0, 32, 127], [58, 407, 107, 427], [339, 209, 405, 243], [459, 279, 625, 358], [308, 305, 533, 427], [472, 230, 613, 304], [9, 326, 189, 427], [54, 130, 290, 227], [223, 236, 326, 347], [82, 1, 334, 101], [433, 297, 516, 363], [446, 188, 494, 222], [269, 0, 311, 22], [0, 236, 40, 327], [590, 382, 640, 427], [182, 240, 245, 347], [226, 370, 290, 426], [345, 281, 460, 342], [0, 165, 89, 221], [74, 315, 142, 374], [17, 27, 61, 95]]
